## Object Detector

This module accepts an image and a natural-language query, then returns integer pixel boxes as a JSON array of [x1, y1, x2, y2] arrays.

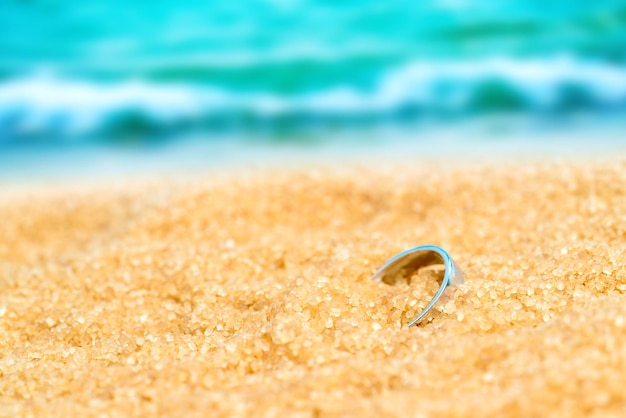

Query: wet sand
[[1, 159, 626, 416]]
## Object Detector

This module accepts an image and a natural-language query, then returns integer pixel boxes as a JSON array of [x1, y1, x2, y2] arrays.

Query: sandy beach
[[1, 158, 626, 417]]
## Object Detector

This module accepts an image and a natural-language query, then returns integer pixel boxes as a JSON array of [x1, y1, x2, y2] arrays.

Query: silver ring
[[372, 245, 464, 327]]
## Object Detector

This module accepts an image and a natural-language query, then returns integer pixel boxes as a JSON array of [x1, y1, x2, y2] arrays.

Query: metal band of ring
[[372, 245, 464, 327]]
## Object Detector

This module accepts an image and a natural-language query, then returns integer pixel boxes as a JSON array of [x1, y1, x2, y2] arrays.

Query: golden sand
[[1, 160, 626, 417]]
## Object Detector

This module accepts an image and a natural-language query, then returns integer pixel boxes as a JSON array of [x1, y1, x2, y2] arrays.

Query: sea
[[1, 0, 626, 177]]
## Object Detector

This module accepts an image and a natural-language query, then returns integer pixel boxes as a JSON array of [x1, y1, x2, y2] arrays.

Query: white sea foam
[[1, 56, 625, 138]]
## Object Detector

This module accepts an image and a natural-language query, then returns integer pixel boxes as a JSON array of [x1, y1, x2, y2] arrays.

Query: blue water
[[1, 0, 626, 144]]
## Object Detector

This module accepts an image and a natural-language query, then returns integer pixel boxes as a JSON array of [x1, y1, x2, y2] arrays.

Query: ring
[[372, 245, 464, 327]]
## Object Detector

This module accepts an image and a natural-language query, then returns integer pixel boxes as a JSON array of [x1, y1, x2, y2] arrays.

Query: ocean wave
[[1, 56, 626, 141]]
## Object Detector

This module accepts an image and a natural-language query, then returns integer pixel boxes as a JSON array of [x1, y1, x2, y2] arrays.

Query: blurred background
[[1, 0, 626, 178]]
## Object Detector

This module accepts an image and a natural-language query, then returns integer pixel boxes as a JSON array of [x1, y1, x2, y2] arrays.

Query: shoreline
[[2, 115, 626, 186]]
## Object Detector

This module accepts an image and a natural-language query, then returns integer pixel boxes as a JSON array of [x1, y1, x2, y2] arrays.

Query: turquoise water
[[1, 0, 626, 143]]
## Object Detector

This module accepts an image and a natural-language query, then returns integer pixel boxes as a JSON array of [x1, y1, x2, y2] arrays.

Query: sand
[[1, 159, 626, 417]]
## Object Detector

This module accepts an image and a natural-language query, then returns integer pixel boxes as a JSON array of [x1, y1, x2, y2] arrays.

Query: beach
[[1, 158, 626, 416], [3, 0, 626, 414]]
